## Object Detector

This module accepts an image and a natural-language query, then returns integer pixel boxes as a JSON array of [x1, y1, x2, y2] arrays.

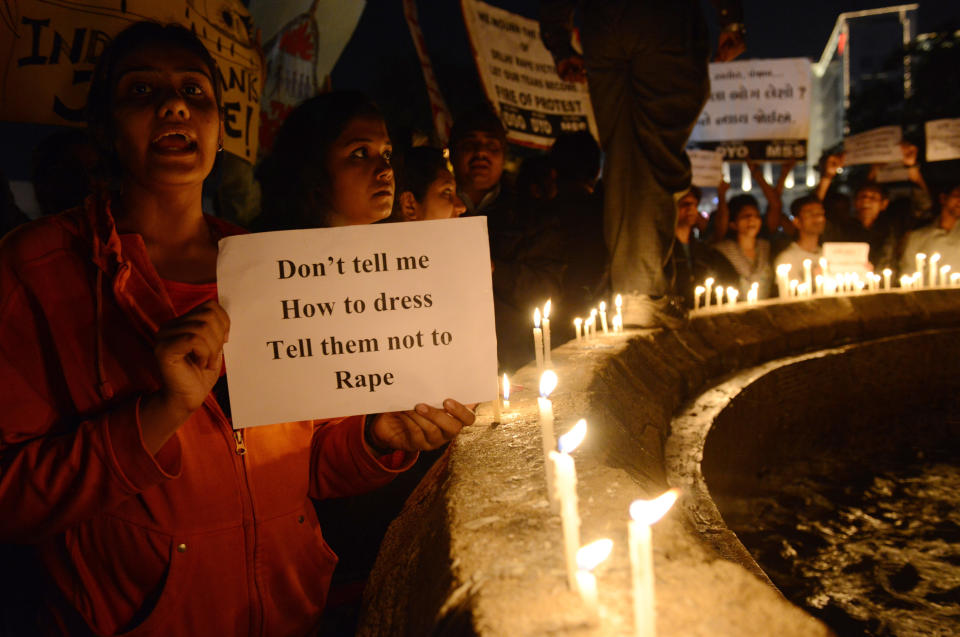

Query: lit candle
[[538, 371, 558, 503], [883, 268, 892, 290], [599, 301, 608, 334], [929, 253, 941, 287], [819, 257, 828, 277], [574, 317, 583, 341], [815, 274, 824, 295], [941, 265, 952, 287], [714, 284, 724, 306], [726, 287, 738, 306], [612, 314, 622, 332], [502, 373, 511, 410], [704, 277, 715, 307], [797, 282, 810, 296], [533, 308, 544, 376], [543, 300, 553, 367], [747, 282, 759, 304], [789, 279, 799, 297], [693, 286, 705, 310], [492, 375, 502, 423], [549, 418, 586, 589], [629, 489, 680, 637], [576, 538, 613, 620], [615, 294, 623, 330], [900, 274, 910, 289], [915, 253, 927, 286], [803, 259, 812, 292], [776, 264, 791, 299], [952, 272, 960, 287], [589, 308, 598, 338]]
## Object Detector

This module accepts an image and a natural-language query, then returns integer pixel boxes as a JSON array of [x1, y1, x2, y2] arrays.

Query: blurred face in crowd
[[324, 114, 394, 227], [940, 186, 960, 222], [400, 168, 466, 221], [731, 205, 762, 239], [795, 201, 826, 237], [453, 131, 504, 198], [854, 186, 888, 229], [111, 43, 221, 190], [676, 192, 700, 229]]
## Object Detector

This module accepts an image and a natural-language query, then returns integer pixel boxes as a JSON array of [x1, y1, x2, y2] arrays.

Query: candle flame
[[543, 299, 552, 319], [576, 538, 613, 572], [751, 282, 759, 291], [599, 301, 606, 312], [917, 252, 927, 261], [502, 374, 510, 401], [726, 286, 737, 298], [590, 308, 597, 318], [941, 265, 951, 275], [558, 419, 587, 453], [615, 294, 622, 308], [539, 370, 558, 398], [930, 252, 941, 263], [574, 317, 582, 327], [819, 257, 827, 269], [630, 489, 680, 525], [883, 268, 892, 276], [705, 277, 715, 286], [952, 273, 960, 283], [694, 285, 705, 295], [803, 258, 812, 268], [533, 307, 541, 328], [776, 263, 791, 276]]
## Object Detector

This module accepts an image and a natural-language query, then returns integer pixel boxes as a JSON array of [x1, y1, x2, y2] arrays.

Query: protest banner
[[823, 242, 871, 277], [218, 217, 498, 429], [689, 58, 811, 161], [0, 0, 261, 161], [403, 0, 453, 144], [461, 0, 597, 148], [874, 162, 911, 184], [843, 126, 902, 166], [925, 118, 960, 162], [687, 149, 725, 188]]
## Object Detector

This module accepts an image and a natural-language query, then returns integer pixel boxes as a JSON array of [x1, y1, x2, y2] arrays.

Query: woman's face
[[111, 44, 221, 190], [324, 115, 394, 227], [417, 169, 466, 220], [732, 205, 762, 238]]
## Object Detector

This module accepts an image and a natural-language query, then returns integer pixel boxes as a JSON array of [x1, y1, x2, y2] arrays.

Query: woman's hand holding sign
[[366, 400, 477, 453]]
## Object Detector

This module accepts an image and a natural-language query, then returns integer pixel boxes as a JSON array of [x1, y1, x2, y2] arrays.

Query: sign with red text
[[218, 218, 497, 429], [0, 0, 261, 160], [461, 0, 597, 148], [689, 58, 811, 161]]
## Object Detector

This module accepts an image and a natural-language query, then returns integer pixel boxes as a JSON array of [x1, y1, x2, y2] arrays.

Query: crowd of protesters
[[0, 13, 959, 637]]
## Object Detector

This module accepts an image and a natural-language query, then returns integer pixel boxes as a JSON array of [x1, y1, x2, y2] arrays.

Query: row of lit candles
[[692, 252, 960, 310], [531, 296, 626, 377], [493, 369, 678, 633], [573, 295, 624, 341]]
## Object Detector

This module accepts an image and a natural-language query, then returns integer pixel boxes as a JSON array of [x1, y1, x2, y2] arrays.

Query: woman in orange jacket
[[0, 22, 474, 636]]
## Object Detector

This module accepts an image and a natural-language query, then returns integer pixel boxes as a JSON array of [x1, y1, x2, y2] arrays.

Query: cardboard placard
[[461, 0, 597, 148], [822, 242, 871, 276], [217, 218, 498, 429], [689, 58, 811, 161], [843, 126, 902, 166], [688, 149, 724, 188]]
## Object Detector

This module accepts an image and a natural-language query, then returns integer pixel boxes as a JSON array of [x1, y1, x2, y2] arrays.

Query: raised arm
[[711, 178, 731, 243], [816, 153, 844, 202], [539, 0, 586, 82]]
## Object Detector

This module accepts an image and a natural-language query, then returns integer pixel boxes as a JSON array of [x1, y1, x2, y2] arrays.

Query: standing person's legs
[[582, 1, 709, 325]]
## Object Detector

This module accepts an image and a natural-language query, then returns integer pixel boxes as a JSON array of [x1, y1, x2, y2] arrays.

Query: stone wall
[[358, 290, 960, 636]]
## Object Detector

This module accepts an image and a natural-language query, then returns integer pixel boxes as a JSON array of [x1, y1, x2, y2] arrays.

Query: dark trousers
[[581, 0, 710, 296]]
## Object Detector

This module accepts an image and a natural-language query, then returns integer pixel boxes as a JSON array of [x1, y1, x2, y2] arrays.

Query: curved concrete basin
[[358, 291, 960, 637]]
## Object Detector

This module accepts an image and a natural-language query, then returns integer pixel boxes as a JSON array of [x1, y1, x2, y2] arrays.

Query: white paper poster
[[218, 218, 498, 429], [687, 149, 725, 188], [843, 126, 902, 166], [461, 0, 597, 148], [823, 242, 871, 277], [689, 58, 811, 161], [925, 118, 960, 162]]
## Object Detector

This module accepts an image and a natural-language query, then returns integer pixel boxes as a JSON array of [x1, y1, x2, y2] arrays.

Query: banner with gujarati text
[[0, 0, 261, 161], [460, 0, 597, 148], [689, 58, 811, 162]]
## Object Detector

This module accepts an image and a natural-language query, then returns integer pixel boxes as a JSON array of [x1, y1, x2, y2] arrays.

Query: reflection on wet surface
[[721, 450, 960, 636]]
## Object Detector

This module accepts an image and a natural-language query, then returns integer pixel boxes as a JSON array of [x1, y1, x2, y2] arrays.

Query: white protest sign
[[218, 218, 498, 429], [874, 162, 911, 184], [461, 0, 597, 148], [689, 58, 811, 161], [687, 149, 725, 188], [926, 118, 960, 162], [843, 126, 902, 166], [823, 242, 871, 277]]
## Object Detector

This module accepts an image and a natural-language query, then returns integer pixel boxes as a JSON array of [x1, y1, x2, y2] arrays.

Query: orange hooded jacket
[[0, 195, 415, 636]]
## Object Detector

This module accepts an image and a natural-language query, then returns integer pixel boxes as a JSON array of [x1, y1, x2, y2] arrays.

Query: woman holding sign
[[0, 22, 474, 635]]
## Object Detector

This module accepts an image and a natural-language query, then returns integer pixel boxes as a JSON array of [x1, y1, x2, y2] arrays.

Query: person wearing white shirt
[[774, 194, 826, 286], [899, 183, 960, 277]]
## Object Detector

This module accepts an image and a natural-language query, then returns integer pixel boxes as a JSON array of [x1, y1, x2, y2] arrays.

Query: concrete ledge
[[358, 290, 960, 636]]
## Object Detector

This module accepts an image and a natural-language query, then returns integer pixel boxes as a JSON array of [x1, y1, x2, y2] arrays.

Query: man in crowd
[[774, 194, 826, 279], [540, 0, 745, 328], [822, 182, 899, 271], [899, 183, 960, 276], [671, 186, 735, 307]]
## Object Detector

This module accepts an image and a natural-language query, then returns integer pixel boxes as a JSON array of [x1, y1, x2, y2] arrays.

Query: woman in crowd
[[393, 146, 466, 221], [713, 193, 774, 298], [0, 22, 474, 635]]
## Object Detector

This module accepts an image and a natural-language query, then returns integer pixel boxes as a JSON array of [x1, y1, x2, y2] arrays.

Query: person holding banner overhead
[[0, 22, 475, 636], [540, 0, 745, 327]]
